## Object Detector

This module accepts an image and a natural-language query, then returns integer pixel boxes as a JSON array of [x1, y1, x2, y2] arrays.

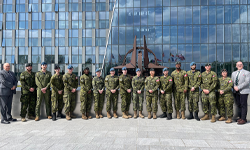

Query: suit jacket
[[231, 69, 250, 94], [0, 70, 18, 95]]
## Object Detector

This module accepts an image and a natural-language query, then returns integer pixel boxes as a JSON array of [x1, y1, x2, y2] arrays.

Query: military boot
[[201, 113, 209, 120], [159, 112, 167, 118], [139, 111, 144, 118], [107, 111, 111, 119], [28, 116, 35, 120], [194, 112, 200, 121], [181, 111, 185, 119], [70, 112, 76, 118], [95, 112, 99, 119], [134, 111, 137, 119], [211, 115, 216, 123], [153, 113, 157, 119], [113, 111, 118, 118], [187, 112, 194, 120], [21, 118, 26, 122], [48, 116, 52, 119], [66, 112, 71, 120], [52, 113, 56, 121], [218, 116, 226, 121], [176, 111, 180, 119], [57, 111, 65, 118], [148, 112, 151, 119], [86, 112, 92, 119], [99, 111, 103, 118], [35, 116, 39, 121], [122, 112, 129, 119], [82, 113, 87, 120], [225, 117, 232, 123], [126, 111, 132, 118], [167, 113, 172, 120]]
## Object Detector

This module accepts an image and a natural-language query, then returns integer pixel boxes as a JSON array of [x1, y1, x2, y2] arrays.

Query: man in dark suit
[[0, 63, 18, 124], [232, 61, 250, 125]]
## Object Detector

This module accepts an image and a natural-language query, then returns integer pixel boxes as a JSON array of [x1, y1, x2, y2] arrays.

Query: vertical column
[[25, 0, 28, 12], [68, 12, 72, 29], [2, 48, 5, 63], [78, 29, 82, 47], [65, 29, 68, 46], [55, 12, 58, 30], [12, 0, 16, 13], [82, 12, 85, 29], [68, 47, 72, 64], [55, 47, 58, 64], [95, 11, 99, 29], [25, 29, 29, 47], [28, 12, 32, 29], [38, 0, 42, 12], [38, 29, 42, 46], [92, 0, 95, 11], [82, 47, 85, 64], [28, 47, 32, 63], [12, 30, 15, 47], [65, 0, 68, 12], [92, 29, 95, 46], [15, 12, 19, 29], [41, 12, 45, 29], [51, 29, 55, 47], [15, 47, 18, 64], [2, 13, 5, 30], [41, 47, 45, 62], [96, 46, 99, 64], [106, 0, 109, 11]]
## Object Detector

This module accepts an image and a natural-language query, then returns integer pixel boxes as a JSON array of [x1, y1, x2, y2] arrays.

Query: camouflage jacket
[[201, 71, 217, 92], [171, 70, 188, 92], [132, 75, 145, 93], [92, 76, 105, 94], [187, 70, 201, 92], [50, 74, 64, 93], [20, 71, 36, 94], [218, 77, 233, 94], [105, 75, 119, 94], [145, 76, 160, 96], [63, 73, 78, 94], [159, 76, 173, 94], [119, 74, 132, 94], [35, 70, 52, 90], [80, 74, 92, 93]]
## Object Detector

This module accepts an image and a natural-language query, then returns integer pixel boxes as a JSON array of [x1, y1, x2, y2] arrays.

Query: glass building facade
[[0, 0, 249, 79]]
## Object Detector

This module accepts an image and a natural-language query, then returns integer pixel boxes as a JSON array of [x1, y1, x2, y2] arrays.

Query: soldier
[[159, 68, 173, 120], [217, 69, 234, 123], [63, 65, 78, 120], [200, 63, 217, 123], [132, 68, 145, 118], [50, 65, 65, 121], [20, 63, 37, 122], [92, 68, 105, 119], [80, 67, 92, 120], [171, 61, 188, 119], [186, 62, 201, 121], [119, 67, 132, 119], [145, 68, 160, 119], [105, 68, 119, 119], [35, 62, 52, 121]]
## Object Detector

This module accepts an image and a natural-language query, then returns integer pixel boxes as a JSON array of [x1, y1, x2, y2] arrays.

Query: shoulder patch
[[212, 75, 215, 77], [198, 75, 201, 77], [119, 78, 122, 81], [228, 80, 232, 83], [184, 74, 188, 77], [20, 76, 25, 79], [169, 79, 172, 81], [156, 79, 159, 82]]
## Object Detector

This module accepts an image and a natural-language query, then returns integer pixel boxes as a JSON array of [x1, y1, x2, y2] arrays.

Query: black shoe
[[166, 113, 172, 120], [57, 112, 66, 118], [194, 112, 200, 121], [52, 113, 57, 121], [159, 112, 167, 118], [187, 112, 194, 120], [1, 120, 10, 124], [7, 118, 17, 122]]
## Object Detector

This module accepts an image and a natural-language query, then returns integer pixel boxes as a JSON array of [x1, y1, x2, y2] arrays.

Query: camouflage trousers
[[146, 94, 158, 113], [51, 91, 64, 113], [132, 92, 144, 111], [218, 94, 234, 117], [121, 92, 131, 112], [36, 89, 51, 117], [173, 91, 186, 111], [216, 92, 221, 116], [187, 91, 199, 113], [201, 91, 217, 115], [159, 93, 173, 113], [80, 91, 92, 113], [106, 92, 118, 112], [20, 93, 36, 118], [93, 92, 105, 112], [63, 93, 76, 113]]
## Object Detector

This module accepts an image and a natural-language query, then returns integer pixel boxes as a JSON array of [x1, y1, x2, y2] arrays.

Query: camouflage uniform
[[200, 71, 217, 115], [92, 76, 105, 112], [132, 76, 144, 111], [217, 77, 234, 117], [145, 76, 160, 113], [105, 75, 119, 112], [80, 74, 92, 114], [20, 71, 37, 118], [50, 74, 64, 113], [35, 70, 52, 117], [171, 70, 188, 111], [63, 73, 78, 113], [119, 74, 132, 112], [187, 70, 201, 113], [159, 76, 173, 113]]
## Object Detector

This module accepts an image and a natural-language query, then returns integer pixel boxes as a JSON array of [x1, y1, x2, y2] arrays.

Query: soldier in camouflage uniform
[[50, 65, 65, 121], [119, 67, 132, 119], [20, 63, 37, 122], [159, 68, 173, 120], [63, 65, 78, 120], [217, 69, 234, 123], [132, 68, 145, 118], [171, 61, 188, 119], [92, 68, 105, 119], [186, 62, 201, 121], [200, 63, 218, 123], [145, 68, 160, 119], [80, 67, 92, 120], [105, 68, 119, 119], [35, 62, 52, 121]]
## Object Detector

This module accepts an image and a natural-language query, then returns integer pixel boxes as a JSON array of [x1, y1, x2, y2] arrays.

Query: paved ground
[[0, 117, 250, 150]]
